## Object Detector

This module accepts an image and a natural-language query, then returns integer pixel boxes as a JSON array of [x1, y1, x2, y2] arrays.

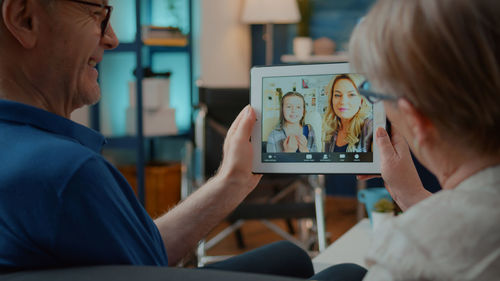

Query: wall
[[198, 0, 251, 88], [252, 0, 376, 66], [250, 0, 442, 197], [307, 0, 376, 51], [71, 0, 194, 135]]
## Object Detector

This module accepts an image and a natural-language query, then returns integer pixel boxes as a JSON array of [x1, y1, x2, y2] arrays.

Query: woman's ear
[[397, 98, 435, 148], [2, 0, 40, 49]]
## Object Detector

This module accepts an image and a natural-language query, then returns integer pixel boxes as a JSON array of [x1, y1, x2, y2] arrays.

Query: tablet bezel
[[250, 62, 385, 174]]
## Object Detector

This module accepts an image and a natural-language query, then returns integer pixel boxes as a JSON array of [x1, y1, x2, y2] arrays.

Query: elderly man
[[0, 1, 369, 280], [0, 0, 268, 270], [0, 0, 264, 268]]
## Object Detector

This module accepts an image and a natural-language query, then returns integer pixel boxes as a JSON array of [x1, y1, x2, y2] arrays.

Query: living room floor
[[205, 196, 359, 257]]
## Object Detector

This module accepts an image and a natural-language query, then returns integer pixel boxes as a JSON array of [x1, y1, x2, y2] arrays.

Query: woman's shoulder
[[304, 123, 314, 131], [268, 128, 284, 139], [390, 188, 500, 253], [269, 128, 282, 135], [366, 189, 500, 280]]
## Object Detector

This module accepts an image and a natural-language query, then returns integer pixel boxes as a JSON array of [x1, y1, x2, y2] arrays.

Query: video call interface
[[262, 73, 374, 163]]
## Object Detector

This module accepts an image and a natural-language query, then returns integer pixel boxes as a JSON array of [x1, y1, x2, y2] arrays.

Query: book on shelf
[[142, 25, 187, 46], [143, 37, 188, 47]]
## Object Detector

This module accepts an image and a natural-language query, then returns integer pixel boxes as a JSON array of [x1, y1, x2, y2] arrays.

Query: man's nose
[[102, 25, 120, 50]]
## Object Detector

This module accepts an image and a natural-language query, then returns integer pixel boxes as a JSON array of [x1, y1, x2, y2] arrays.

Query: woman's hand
[[296, 135, 309, 152], [283, 136, 299, 152], [358, 126, 431, 211]]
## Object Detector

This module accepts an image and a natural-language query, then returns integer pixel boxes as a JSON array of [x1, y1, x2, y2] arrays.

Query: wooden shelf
[[281, 52, 349, 63], [106, 43, 138, 53], [104, 131, 192, 150], [143, 37, 188, 47], [93, 0, 195, 206]]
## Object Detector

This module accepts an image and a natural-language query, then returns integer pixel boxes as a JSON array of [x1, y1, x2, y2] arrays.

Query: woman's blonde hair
[[349, 0, 500, 156], [322, 75, 371, 152]]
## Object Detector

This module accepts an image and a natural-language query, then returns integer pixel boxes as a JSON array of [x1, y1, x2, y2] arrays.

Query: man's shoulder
[[5, 121, 98, 157], [0, 123, 107, 195]]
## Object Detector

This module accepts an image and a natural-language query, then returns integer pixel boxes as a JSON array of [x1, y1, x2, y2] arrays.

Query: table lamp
[[242, 0, 301, 65]]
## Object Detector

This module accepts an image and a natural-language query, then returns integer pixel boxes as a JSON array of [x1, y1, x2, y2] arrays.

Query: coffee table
[[312, 219, 372, 273]]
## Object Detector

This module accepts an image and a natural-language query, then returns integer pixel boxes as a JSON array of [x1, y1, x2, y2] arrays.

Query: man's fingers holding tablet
[[219, 105, 262, 188], [234, 105, 255, 141], [225, 105, 248, 139]]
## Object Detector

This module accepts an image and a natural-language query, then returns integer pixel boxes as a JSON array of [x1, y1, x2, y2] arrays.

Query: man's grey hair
[[0, 0, 54, 21]]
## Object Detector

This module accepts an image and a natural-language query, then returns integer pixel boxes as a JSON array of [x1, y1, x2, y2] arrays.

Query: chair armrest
[[1, 265, 302, 281]]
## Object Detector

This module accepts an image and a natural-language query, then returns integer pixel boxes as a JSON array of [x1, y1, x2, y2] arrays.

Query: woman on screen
[[322, 74, 373, 153], [266, 91, 317, 153]]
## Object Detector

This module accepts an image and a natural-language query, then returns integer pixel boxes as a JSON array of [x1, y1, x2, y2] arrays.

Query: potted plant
[[371, 198, 395, 231], [293, 0, 313, 59]]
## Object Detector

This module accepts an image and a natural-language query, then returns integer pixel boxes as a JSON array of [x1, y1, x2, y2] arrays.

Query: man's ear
[[397, 98, 436, 147], [2, 0, 39, 49]]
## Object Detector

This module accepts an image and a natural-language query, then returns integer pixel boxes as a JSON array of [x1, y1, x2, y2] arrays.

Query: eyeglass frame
[[359, 89, 399, 104], [64, 0, 113, 37]]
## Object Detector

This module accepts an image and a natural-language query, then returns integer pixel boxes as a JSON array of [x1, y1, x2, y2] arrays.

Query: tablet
[[250, 63, 385, 174]]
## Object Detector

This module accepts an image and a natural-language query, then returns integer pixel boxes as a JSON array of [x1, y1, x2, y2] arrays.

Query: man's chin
[[74, 89, 101, 110], [87, 95, 101, 106]]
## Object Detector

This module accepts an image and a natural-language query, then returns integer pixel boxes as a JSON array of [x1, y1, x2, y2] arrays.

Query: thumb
[[241, 105, 257, 140], [233, 105, 256, 142], [375, 127, 396, 157]]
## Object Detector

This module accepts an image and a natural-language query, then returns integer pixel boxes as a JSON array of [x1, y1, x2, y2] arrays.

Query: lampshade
[[242, 0, 301, 24]]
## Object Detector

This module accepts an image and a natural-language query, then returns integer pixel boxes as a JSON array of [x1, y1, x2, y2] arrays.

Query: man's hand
[[156, 105, 262, 266], [358, 126, 431, 211], [283, 135, 299, 152], [216, 105, 262, 189]]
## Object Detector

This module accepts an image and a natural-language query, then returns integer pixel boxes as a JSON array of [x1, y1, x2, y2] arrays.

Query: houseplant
[[293, 0, 313, 59], [371, 198, 395, 231]]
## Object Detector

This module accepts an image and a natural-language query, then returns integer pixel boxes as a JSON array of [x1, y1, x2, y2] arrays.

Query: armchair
[[193, 87, 327, 266]]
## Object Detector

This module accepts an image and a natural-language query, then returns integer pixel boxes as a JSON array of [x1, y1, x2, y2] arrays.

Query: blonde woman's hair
[[349, 0, 500, 156], [322, 75, 371, 152]]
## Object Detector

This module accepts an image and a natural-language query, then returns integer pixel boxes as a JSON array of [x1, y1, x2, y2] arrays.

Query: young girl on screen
[[266, 91, 317, 153]]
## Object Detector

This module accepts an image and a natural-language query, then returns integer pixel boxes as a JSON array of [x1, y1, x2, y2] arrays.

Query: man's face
[[40, 0, 118, 111]]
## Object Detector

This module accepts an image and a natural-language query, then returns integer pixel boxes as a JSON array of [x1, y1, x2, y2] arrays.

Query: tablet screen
[[251, 63, 384, 174], [262, 74, 372, 162]]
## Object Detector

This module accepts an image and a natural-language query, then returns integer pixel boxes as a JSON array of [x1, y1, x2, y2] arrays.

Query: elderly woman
[[351, 0, 500, 280], [322, 74, 372, 153]]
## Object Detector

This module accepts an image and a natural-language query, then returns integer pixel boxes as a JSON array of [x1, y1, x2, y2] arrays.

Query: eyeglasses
[[359, 89, 398, 104], [65, 0, 113, 37]]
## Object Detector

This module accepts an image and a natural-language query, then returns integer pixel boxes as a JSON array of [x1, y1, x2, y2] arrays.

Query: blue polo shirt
[[0, 100, 168, 270]]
